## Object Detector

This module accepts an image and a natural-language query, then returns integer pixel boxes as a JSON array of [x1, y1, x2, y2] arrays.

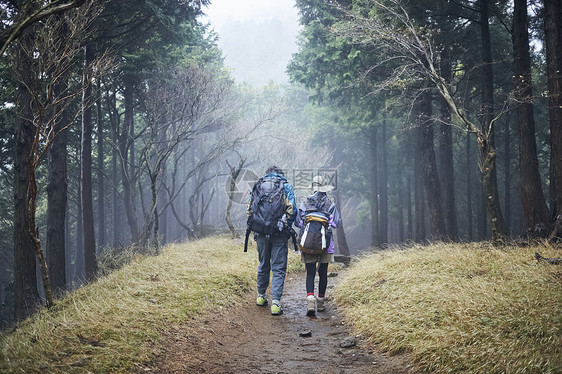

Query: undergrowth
[[0, 235, 302, 373], [335, 241, 562, 373]]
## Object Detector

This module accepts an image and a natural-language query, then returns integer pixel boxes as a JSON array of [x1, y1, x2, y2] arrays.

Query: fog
[[1, 0, 558, 325], [204, 0, 301, 86]]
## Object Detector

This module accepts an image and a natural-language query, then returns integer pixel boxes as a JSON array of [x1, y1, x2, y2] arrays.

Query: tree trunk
[[379, 120, 388, 244], [159, 163, 168, 244], [398, 185, 405, 242], [407, 174, 413, 240], [438, 52, 458, 240], [503, 120, 511, 235], [81, 44, 97, 280], [96, 81, 105, 249], [466, 133, 473, 240], [47, 81, 68, 296], [414, 127, 426, 243], [417, 90, 447, 239], [333, 189, 351, 255], [479, 0, 505, 242], [13, 22, 40, 319], [369, 126, 379, 246], [543, 0, 562, 217], [225, 158, 245, 238], [27, 161, 55, 308], [481, 142, 505, 242], [513, 0, 551, 235], [121, 77, 140, 243], [75, 160, 84, 283], [109, 91, 122, 247]]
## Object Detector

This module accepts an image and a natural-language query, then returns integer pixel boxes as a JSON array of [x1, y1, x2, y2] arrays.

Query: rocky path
[[142, 271, 417, 373]]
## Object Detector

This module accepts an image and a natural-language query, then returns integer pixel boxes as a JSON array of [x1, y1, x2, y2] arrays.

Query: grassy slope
[[1, 237, 560, 373], [335, 242, 562, 373], [0, 236, 302, 373]]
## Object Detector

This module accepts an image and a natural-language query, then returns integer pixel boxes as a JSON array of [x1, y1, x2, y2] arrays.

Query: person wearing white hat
[[295, 175, 341, 316]]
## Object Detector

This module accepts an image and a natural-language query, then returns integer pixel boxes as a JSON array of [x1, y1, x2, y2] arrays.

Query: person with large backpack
[[295, 175, 341, 317], [246, 166, 296, 315]]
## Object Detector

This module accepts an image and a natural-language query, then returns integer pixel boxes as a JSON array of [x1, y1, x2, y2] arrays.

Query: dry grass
[[0, 235, 303, 373], [334, 241, 562, 373]]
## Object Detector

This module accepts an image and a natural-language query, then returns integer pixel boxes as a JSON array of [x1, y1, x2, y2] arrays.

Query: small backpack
[[298, 194, 333, 255], [299, 213, 332, 255], [247, 176, 287, 236]]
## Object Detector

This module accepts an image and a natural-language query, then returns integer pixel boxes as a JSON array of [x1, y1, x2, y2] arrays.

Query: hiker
[[295, 175, 341, 316], [247, 166, 297, 315]]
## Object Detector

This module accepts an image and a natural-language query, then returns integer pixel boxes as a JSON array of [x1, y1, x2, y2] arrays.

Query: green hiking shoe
[[271, 300, 283, 315], [256, 294, 268, 306]]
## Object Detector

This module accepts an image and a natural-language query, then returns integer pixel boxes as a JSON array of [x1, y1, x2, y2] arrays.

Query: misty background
[[205, 0, 301, 86], [1, 0, 560, 329]]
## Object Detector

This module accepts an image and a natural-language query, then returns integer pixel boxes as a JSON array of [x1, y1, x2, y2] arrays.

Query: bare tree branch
[[1, 0, 86, 57]]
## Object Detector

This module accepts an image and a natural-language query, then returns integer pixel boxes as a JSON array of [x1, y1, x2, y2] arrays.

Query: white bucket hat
[[310, 175, 334, 192]]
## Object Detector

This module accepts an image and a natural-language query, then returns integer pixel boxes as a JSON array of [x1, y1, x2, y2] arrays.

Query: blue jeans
[[256, 234, 288, 301]]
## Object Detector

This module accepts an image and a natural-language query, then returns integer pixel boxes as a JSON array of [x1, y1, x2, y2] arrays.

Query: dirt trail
[[143, 271, 417, 373]]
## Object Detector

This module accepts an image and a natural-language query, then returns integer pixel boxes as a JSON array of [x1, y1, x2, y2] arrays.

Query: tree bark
[[13, 22, 40, 319], [414, 126, 426, 243], [108, 91, 122, 247], [27, 157, 55, 308], [121, 76, 140, 243], [479, 0, 505, 242], [47, 80, 68, 296], [225, 158, 245, 238], [543, 0, 562, 217], [369, 126, 379, 246], [438, 53, 458, 240], [503, 120, 511, 235], [333, 189, 351, 255], [398, 184, 405, 242], [81, 44, 97, 280], [407, 174, 413, 240], [159, 163, 169, 244], [513, 0, 551, 235], [379, 120, 388, 244], [417, 90, 447, 239], [74, 157, 84, 283], [466, 132, 473, 240], [96, 81, 105, 248]]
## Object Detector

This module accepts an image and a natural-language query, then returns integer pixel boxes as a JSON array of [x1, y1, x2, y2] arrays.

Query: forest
[[0, 0, 560, 328]]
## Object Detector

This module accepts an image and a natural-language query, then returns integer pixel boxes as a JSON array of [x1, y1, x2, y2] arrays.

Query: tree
[[332, 0, 508, 242], [81, 43, 97, 281], [438, 54, 458, 240], [46, 15, 69, 295], [417, 90, 447, 239], [513, 0, 551, 234], [12, 10, 38, 319], [12, 1, 106, 311], [477, 0, 506, 238], [0, 0, 86, 56], [137, 63, 235, 246], [226, 156, 246, 238], [90, 0, 211, 245], [543, 0, 562, 218]]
